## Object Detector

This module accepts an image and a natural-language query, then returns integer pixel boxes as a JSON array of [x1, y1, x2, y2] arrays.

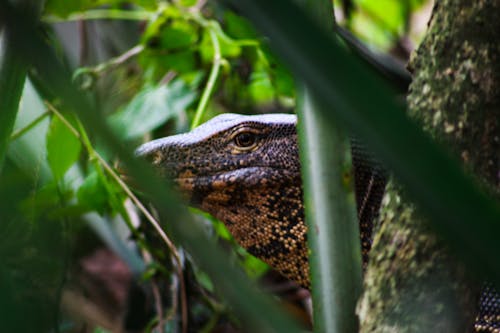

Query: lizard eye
[[234, 131, 257, 149]]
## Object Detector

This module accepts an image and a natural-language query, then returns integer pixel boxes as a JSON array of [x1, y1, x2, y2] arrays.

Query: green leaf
[[224, 11, 258, 39], [159, 21, 198, 50], [178, 0, 197, 6], [77, 171, 108, 213], [46, 115, 81, 181], [140, 50, 197, 81], [20, 182, 73, 221], [240, 251, 269, 278], [248, 68, 275, 103], [357, 0, 404, 33], [199, 29, 241, 63], [109, 78, 196, 139]]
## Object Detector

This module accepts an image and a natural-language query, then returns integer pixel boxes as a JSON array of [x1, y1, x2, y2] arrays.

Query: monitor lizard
[[136, 113, 498, 332]]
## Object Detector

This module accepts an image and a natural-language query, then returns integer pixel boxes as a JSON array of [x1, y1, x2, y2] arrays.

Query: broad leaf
[[109, 78, 196, 139]]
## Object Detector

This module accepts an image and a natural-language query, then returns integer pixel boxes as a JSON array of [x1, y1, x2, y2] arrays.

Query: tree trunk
[[357, 1, 500, 332]]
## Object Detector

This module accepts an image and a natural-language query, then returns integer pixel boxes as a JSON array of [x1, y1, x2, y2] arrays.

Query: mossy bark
[[358, 1, 500, 332]]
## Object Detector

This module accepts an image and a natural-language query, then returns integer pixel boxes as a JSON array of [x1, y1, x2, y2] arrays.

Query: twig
[[159, 70, 177, 86], [9, 110, 50, 142], [192, 0, 208, 12], [44, 101, 188, 333], [78, 20, 89, 66], [43, 9, 151, 23], [142, 249, 166, 332], [73, 44, 145, 83]]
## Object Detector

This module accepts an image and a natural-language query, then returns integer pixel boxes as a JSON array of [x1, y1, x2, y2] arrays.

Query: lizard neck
[[187, 170, 310, 288]]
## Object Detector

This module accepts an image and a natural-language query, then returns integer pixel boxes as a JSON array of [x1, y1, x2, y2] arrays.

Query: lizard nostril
[[135, 143, 163, 166]]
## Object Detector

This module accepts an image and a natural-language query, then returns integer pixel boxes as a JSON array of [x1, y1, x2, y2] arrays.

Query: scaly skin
[[136, 113, 310, 287]]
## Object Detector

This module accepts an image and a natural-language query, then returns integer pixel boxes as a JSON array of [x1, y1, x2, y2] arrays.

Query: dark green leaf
[[224, 11, 258, 39], [0, 26, 27, 173], [159, 21, 198, 50]]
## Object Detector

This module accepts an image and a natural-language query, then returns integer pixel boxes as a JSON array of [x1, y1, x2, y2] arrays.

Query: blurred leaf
[[142, 6, 183, 47], [164, 50, 198, 73], [356, 0, 404, 33], [140, 50, 198, 80], [212, 218, 232, 240], [200, 28, 241, 63], [351, 11, 393, 49], [0, 26, 27, 172], [46, 115, 82, 181], [159, 20, 198, 50], [240, 251, 269, 278], [109, 78, 196, 139], [9, 81, 51, 182], [193, 268, 215, 293], [77, 171, 109, 213], [224, 11, 258, 39], [179, 0, 197, 6], [20, 182, 73, 220], [248, 67, 275, 103], [256, 47, 295, 98], [0, 162, 66, 332]]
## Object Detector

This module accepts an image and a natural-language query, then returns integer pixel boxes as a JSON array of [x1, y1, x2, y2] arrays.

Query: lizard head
[[136, 113, 300, 187], [136, 113, 310, 288]]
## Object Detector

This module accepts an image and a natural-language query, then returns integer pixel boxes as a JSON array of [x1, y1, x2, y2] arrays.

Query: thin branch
[[73, 44, 145, 81], [142, 249, 166, 333], [43, 9, 152, 23], [9, 110, 50, 142], [46, 103, 80, 138], [192, 0, 208, 12]]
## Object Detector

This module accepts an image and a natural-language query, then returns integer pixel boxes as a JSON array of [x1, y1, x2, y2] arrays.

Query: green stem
[[73, 44, 144, 86], [43, 9, 152, 23], [0, 27, 28, 173], [9, 110, 50, 142], [297, 1, 362, 332], [190, 26, 222, 129]]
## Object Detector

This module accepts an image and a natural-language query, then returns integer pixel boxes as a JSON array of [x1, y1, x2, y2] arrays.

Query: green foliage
[[0, 0, 457, 332]]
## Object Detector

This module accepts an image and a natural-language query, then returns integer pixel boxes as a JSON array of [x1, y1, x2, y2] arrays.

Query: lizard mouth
[[173, 166, 294, 190], [171, 166, 300, 207]]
